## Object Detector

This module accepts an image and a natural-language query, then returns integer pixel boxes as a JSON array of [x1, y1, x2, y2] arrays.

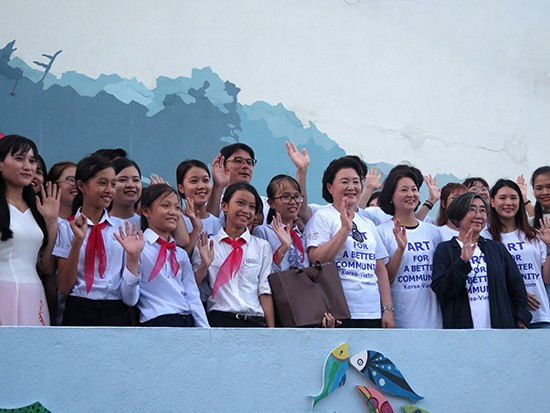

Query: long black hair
[[0, 135, 48, 248], [531, 166, 550, 230], [488, 179, 536, 242], [72, 154, 114, 215]]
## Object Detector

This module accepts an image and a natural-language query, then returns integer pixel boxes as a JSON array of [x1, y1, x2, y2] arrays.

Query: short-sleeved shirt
[[305, 205, 388, 319], [193, 227, 273, 317], [377, 220, 443, 328], [482, 229, 550, 324], [252, 224, 309, 272], [53, 209, 137, 302]]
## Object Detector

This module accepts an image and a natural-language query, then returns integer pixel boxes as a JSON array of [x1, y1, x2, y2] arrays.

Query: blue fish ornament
[[310, 342, 350, 409], [350, 350, 423, 403]]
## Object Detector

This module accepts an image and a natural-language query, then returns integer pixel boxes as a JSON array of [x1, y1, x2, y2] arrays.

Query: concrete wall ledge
[[1, 327, 548, 412]]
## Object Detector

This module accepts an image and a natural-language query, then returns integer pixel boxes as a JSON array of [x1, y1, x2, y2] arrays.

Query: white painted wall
[[1, 328, 549, 412], [2, 0, 548, 184]]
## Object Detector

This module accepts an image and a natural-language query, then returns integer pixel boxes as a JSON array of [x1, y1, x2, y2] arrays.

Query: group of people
[[1, 134, 549, 329]]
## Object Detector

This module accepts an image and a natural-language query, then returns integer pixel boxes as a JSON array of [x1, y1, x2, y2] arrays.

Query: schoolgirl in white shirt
[[54, 154, 140, 326], [376, 166, 443, 329], [109, 158, 142, 228], [118, 184, 208, 327], [305, 156, 394, 329], [176, 159, 221, 254], [194, 183, 275, 327], [485, 179, 550, 328], [252, 174, 309, 272]]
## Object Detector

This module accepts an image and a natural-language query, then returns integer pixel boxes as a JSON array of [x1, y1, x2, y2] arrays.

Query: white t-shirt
[[482, 229, 550, 324], [305, 205, 388, 319], [377, 220, 443, 328], [357, 206, 392, 226], [457, 241, 491, 329], [438, 224, 459, 241]]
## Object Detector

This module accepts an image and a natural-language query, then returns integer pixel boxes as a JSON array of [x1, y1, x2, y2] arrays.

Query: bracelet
[[382, 305, 394, 313], [524, 200, 531, 205], [423, 201, 433, 210]]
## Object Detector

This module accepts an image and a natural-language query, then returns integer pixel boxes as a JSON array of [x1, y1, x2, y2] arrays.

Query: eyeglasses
[[227, 156, 257, 167], [55, 176, 76, 185], [273, 194, 304, 204], [351, 222, 365, 243]]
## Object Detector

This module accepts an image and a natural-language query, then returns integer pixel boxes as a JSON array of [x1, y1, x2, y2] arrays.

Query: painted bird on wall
[[310, 342, 350, 409]]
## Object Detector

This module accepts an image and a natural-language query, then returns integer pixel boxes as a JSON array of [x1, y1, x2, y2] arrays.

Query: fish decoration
[[356, 385, 394, 413], [310, 342, 350, 409], [401, 405, 431, 413], [350, 350, 423, 403], [0, 402, 51, 412]]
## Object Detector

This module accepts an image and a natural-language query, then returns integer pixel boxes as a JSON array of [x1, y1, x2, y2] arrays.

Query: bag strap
[[297, 261, 323, 283]]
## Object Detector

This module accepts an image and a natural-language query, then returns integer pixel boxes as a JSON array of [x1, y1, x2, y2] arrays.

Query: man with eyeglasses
[[208, 143, 270, 224]]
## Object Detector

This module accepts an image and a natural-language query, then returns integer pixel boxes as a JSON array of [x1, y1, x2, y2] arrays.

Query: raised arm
[[207, 153, 229, 217], [286, 141, 313, 223], [416, 174, 440, 221]]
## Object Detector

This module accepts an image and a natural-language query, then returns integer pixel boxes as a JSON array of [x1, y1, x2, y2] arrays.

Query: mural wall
[[3, 1, 548, 202]]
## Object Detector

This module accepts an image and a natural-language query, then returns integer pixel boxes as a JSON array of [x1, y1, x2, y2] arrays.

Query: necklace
[[6, 196, 28, 212]]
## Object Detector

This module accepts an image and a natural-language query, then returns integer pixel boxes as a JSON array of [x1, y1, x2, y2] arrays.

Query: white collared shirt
[[53, 209, 138, 303], [193, 227, 273, 316], [109, 213, 141, 230], [123, 229, 209, 326], [252, 223, 309, 272]]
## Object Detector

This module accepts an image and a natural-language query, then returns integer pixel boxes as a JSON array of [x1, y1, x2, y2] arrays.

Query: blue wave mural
[[1, 40, 457, 204]]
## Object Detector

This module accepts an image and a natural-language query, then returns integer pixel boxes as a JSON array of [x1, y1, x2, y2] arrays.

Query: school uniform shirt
[[183, 213, 222, 240], [252, 223, 309, 272], [438, 224, 459, 241], [482, 229, 550, 324], [377, 220, 443, 328], [357, 206, 393, 226], [455, 241, 491, 328], [53, 209, 138, 304], [110, 213, 141, 230], [193, 227, 273, 317], [305, 205, 389, 319], [122, 229, 209, 326], [184, 212, 223, 302]]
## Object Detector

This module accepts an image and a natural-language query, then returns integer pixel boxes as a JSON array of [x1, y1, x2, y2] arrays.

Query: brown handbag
[[268, 262, 351, 327]]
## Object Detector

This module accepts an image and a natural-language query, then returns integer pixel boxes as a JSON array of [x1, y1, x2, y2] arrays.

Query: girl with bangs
[[53, 154, 139, 326], [253, 174, 308, 272]]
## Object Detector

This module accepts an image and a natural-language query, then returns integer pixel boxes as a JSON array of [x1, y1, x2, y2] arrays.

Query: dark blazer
[[431, 236, 531, 329]]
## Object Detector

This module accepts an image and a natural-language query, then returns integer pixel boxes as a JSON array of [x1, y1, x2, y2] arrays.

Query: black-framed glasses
[[227, 156, 257, 167], [273, 194, 304, 204], [55, 176, 76, 185], [351, 222, 365, 243]]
